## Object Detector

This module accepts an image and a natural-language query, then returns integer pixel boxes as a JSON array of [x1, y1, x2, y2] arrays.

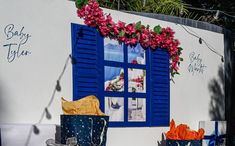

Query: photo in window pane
[[128, 69, 146, 93], [128, 98, 146, 122], [105, 97, 124, 122], [104, 38, 124, 62], [104, 66, 124, 92], [128, 43, 145, 65]]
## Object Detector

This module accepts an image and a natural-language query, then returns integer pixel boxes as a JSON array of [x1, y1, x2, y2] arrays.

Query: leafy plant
[[97, 0, 189, 17], [76, 0, 88, 8], [76, 0, 183, 77], [146, 0, 188, 16]]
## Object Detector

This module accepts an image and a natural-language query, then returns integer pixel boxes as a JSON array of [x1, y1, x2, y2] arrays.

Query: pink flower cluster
[[76, 0, 182, 76]]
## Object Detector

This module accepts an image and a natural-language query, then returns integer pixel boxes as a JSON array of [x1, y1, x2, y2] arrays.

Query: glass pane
[[128, 43, 146, 65], [128, 69, 146, 93], [105, 97, 124, 122], [128, 98, 146, 122], [104, 66, 124, 92], [104, 38, 124, 62]]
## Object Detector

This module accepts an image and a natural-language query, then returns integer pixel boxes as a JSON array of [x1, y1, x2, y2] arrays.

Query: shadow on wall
[[157, 133, 166, 146], [208, 65, 225, 120]]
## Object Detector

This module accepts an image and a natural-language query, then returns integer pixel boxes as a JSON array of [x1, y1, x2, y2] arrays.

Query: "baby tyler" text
[[3, 24, 31, 63]]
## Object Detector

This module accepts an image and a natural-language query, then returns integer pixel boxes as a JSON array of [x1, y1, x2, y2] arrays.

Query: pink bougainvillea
[[76, 0, 183, 77]]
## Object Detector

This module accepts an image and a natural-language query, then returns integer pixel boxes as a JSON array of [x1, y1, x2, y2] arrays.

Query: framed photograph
[[104, 66, 124, 92], [104, 38, 124, 62], [128, 69, 146, 93], [128, 44, 146, 65], [105, 97, 124, 121], [128, 98, 146, 122]]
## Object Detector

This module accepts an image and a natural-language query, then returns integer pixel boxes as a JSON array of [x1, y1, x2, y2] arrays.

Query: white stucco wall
[[0, 0, 224, 146]]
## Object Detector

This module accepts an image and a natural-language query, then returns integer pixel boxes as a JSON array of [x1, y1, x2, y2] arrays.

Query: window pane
[[128, 69, 146, 93], [105, 97, 124, 122], [128, 43, 145, 65], [128, 98, 146, 122], [104, 66, 124, 92], [104, 38, 124, 62]]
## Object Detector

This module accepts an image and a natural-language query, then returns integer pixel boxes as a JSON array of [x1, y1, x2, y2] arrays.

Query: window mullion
[[124, 44, 128, 123]]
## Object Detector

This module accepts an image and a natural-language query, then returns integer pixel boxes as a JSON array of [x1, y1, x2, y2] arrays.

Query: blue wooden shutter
[[150, 48, 170, 126], [71, 23, 103, 101]]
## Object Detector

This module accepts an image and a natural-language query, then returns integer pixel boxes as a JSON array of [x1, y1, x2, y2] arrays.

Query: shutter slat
[[152, 64, 169, 69], [76, 58, 97, 64], [153, 49, 168, 55], [72, 23, 102, 100], [76, 43, 97, 48], [152, 92, 169, 96], [77, 37, 96, 45], [151, 95, 169, 99], [152, 77, 169, 83], [76, 48, 97, 55], [152, 68, 169, 73], [75, 45, 96, 50], [77, 83, 97, 88], [76, 87, 98, 92], [152, 81, 169, 85], [75, 63, 97, 69], [153, 59, 169, 64], [73, 68, 98, 76], [76, 52, 97, 57], [76, 35, 97, 41], [150, 48, 170, 126], [76, 27, 96, 35], [153, 87, 169, 92], [153, 55, 169, 60], [75, 78, 98, 83], [152, 100, 169, 104], [152, 74, 168, 78], [76, 39, 96, 45]]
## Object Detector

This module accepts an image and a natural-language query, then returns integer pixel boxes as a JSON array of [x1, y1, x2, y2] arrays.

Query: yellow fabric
[[61, 95, 105, 116]]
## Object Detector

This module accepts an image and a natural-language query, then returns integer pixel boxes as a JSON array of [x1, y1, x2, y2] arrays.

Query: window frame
[[71, 23, 170, 127], [102, 41, 151, 127]]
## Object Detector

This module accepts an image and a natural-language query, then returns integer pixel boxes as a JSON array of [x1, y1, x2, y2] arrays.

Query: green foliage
[[91, 0, 234, 34], [97, 0, 189, 17], [146, 0, 188, 16], [97, 0, 113, 8], [135, 21, 142, 31], [75, 0, 88, 8], [182, 11, 203, 21], [118, 30, 125, 37], [153, 25, 162, 34]]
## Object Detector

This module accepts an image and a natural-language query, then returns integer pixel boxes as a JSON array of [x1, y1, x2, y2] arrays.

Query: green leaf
[[180, 57, 183, 61], [118, 30, 125, 37], [178, 47, 183, 51], [153, 25, 162, 34], [76, 0, 88, 8], [110, 31, 115, 36], [132, 33, 137, 38], [135, 21, 142, 31]]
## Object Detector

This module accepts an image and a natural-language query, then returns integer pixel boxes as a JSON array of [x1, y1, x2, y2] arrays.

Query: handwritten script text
[[188, 52, 207, 75], [3, 24, 31, 63]]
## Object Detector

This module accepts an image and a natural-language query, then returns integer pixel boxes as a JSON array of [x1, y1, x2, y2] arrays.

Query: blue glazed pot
[[166, 140, 202, 146]]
